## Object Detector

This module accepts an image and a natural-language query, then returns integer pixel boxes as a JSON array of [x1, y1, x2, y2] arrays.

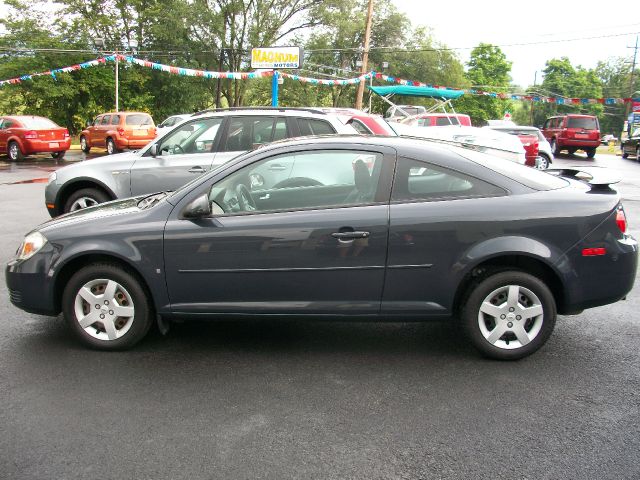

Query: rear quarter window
[[297, 118, 336, 136]]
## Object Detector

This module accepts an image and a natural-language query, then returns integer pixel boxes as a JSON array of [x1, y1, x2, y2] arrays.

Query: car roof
[[191, 107, 332, 118]]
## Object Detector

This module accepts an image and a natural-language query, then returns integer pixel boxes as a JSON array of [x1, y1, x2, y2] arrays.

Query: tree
[[455, 43, 513, 125]]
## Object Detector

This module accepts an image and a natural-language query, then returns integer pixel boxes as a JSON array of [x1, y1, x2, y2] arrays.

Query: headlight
[[16, 231, 47, 261], [48, 172, 57, 184]]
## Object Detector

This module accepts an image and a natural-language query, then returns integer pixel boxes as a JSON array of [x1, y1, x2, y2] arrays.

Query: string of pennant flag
[[1, 54, 639, 105]]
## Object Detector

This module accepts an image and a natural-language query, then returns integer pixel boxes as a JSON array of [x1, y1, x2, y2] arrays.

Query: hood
[[38, 196, 143, 233], [56, 151, 140, 179]]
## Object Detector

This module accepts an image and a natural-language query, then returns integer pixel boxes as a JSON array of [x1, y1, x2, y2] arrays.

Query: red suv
[[80, 112, 156, 155], [542, 114, 600, 158]]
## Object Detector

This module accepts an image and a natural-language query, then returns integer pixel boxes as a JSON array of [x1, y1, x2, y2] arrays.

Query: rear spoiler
[[546, 166, 621, 189]]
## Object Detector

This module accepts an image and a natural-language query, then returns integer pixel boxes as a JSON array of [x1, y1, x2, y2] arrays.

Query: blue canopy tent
[[368, 84, 465, 122]]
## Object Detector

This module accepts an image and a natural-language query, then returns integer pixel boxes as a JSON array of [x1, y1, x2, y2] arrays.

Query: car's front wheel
[[461, 271, 556, 360], [550, 139, 560, 156], [64, 187, 110, 213], [80, 135, 91, 153], [62, 264, 153, 350], [106, 138, 117, 155]]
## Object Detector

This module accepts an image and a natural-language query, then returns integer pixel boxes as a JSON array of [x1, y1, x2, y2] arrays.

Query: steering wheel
[[235, 183, 256, 211], [172, 144, 185, 154]]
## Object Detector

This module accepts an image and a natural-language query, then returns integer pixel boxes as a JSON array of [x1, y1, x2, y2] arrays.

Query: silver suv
[[45, 108, 356, 216]]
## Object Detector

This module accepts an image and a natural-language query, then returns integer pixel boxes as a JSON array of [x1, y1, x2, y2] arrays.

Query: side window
[[156, 117, 222, 155], [223, 116, 276, 152], [392, 157, 505, 202], [94, 116, 102, 126], [543, 119, 550, 130], [297, 118, 336, 136], [101, 115, 111, 125], [209, 150, 384, 214], [111, 115, 120, 125], [272, 118, 288, 141], [436, 117, 459, 126], [348, 119, 372, 135], [0, 119, 4, 129]]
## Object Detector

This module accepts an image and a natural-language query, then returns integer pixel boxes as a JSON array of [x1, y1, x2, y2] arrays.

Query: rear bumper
[[23, 138, 71, 154], [115, 137, 154, 149], [559, 235, 638, 314], [558, 139, 600, 149]]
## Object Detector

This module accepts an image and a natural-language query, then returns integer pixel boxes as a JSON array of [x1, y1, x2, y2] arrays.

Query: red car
[[0, 116, 71, 161], [542, 114, 600, 158], [518, 133, 539, 167], [401, 113, 472, 127]]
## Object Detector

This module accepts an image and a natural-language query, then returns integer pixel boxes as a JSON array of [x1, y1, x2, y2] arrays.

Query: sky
[[391, 0, 639, 92]]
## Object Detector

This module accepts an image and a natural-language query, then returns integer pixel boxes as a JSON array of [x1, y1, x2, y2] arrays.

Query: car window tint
[[126, 114, 153, 126], [435, 117, 460, 126], [392, 157, 505, 202], [3, 120, 14, 129], [18, 117, 57, 129], [349, 119, 372, 135], [297, 118, 336, 136], [111, 115, 120, 125], [223, 116, 274, 152], [567, 117, 598, 130], [157, 117, 222, 155], [94, 116, 102, 126], [272, 118, 288, 141], [209, 150, 384, 215], [101, 115, 111, 125]]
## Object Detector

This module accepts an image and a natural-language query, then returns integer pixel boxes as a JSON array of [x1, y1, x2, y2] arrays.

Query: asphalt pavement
[[1, 150, 639, 479]]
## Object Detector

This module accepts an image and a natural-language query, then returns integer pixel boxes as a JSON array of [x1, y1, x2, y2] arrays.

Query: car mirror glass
[[183, 193, 212, 219], [150, 143, 158, 157], [195, 141, 205, 152]]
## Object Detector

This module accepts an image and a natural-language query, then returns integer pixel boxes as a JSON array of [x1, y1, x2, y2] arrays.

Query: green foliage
[[455, 43, 513, 126]]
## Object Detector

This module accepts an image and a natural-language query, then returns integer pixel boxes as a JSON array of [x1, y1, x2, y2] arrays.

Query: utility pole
[[355, 0, 374, 110], [115, 53, 119, 111], [625, 36, 638, 124], [215, 48, 226, 109], [530, 71, 537, 126]]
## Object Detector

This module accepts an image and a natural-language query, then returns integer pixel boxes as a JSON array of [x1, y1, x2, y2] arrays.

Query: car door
[[129, 117, 224, 196], [89, 116, 102, 145], [381, 155, 508, 315], [0, 118, 6, 152], [163, 145, 395, 315]]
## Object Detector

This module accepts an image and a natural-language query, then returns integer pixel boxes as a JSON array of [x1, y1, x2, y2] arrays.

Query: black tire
[[62, 263, 153, 350], [51, 151, 66, 159], [106, 138, 118, 155], [80, 135, 91, 153], [7, 141, 24, 161], [63, 187, 111, 213], [460, 271, 557, 360], [636, 147, 640, 160], [551, 139, 560, 156], [568, 148, 577, 155], [622, 150, 629, 159], [586, 148, 596, 159]]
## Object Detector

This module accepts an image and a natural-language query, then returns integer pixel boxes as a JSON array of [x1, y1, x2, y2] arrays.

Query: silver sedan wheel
[[69, 196, 98, 211], [477, 284, 544, 350], [74, 278, 135, 341]]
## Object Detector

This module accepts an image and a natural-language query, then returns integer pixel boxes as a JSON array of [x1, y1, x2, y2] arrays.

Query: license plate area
[[49, 142, 59, 148], [133, 129, 147, 136]]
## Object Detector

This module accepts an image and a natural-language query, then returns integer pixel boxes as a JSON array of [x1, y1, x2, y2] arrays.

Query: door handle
[[188, 166, 205, 174], [331, 231, 370, 240]]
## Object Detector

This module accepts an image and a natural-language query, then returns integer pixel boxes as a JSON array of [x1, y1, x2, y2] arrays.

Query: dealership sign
[[251, 47, 302, 69]]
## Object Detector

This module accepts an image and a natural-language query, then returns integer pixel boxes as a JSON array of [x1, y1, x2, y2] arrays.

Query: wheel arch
[[52, 252, 157, 315], [452, 253, 567, 317], [56, 177, 117, 211]]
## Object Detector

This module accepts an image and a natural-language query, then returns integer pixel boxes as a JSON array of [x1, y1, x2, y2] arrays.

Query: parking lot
[[1, 151, 639, 479]]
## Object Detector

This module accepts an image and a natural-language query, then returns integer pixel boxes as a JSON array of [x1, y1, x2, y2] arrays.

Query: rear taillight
[[23, 130, 38, 139], [64, 129, 69, 138], [616, 208, 627, 233], [117, 127, 126, 136]]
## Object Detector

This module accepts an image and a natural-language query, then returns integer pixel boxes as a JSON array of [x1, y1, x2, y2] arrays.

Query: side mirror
[[182, 193, 212, 218], [150, 143, 159, 157]]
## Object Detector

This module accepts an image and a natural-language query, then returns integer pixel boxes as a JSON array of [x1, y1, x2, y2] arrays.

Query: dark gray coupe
[[6, 136, 637, 359]]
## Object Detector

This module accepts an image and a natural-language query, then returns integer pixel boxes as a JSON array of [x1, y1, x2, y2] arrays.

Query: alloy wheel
[[74, 278, 135, 341], [9, 143, 18, 160], [70, 196, 99, 211], [477, 284, 544, 350]]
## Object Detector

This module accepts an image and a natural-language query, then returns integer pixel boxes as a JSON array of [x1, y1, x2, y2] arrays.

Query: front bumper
[[5, 246, 59, 316]]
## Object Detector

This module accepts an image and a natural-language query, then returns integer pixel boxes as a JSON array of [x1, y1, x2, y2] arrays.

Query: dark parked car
[[621, 128, 640, 160], [6, 136, 637, 360]]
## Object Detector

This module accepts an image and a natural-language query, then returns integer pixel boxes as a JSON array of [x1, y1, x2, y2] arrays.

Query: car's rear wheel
[[64, 187, 110, 213], [461, 271, 556, 360], [106, 138, 117, 155], [586, 147, 596, 158], [8, 141, 24, 161], [63, 264, 153, 350], [51, 151, 65, 159], [536, 153, 550, 170], [80, 135, 90, 153]]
